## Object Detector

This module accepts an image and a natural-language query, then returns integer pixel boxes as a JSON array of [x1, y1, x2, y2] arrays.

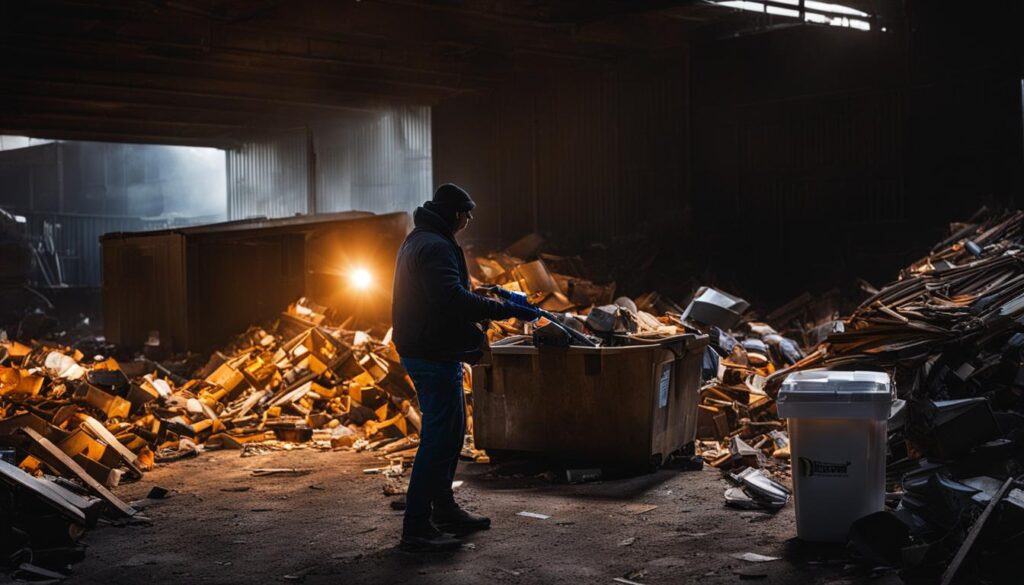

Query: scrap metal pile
[[0, 298, 425, 577], [766, 209, 1024, 582], [681, 287, 806, 511]]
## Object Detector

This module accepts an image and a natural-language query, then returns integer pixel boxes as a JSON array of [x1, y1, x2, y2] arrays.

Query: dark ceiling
[[0, 0, 891, 148], [0, 0, 742, 148]]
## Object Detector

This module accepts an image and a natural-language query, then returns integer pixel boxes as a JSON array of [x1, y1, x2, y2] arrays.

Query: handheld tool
[[484, 286, 598, 347]]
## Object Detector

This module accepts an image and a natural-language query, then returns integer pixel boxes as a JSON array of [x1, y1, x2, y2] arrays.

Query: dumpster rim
[[488, 333, 708, 356]]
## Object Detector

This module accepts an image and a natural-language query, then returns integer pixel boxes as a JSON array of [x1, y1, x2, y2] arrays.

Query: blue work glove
[[505, 301, 540, 322], [491, 287, 530, 307], [505, 290, 531, 307]]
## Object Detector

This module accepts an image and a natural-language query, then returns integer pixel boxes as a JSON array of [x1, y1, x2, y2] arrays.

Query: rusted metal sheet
[[102, 229, 186, 348]]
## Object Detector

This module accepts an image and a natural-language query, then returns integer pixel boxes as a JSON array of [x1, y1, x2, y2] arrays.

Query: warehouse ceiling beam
[[0, 0, 724, 146], [0, 78, 380, 118], [1, 30, 504, 89], [2, 48, 467, 105], [0, 126, 240, 149], [0, 94, 356, 132]]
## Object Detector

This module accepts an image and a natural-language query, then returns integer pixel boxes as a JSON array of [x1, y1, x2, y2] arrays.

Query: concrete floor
[[68, 449, 891, 585]]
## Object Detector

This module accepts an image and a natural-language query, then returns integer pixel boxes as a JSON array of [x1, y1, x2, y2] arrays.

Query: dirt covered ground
[[69, 450, 893, 585]]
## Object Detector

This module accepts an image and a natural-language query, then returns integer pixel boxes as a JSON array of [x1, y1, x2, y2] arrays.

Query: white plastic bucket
[[777, 369, 893, 542]]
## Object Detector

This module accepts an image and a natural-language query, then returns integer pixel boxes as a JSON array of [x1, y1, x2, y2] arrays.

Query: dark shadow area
[[458, 454, 706, 502]]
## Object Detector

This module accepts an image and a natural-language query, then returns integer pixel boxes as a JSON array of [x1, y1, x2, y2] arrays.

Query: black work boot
[[399, 522, 461, 553], [432, 504, 491, 536]]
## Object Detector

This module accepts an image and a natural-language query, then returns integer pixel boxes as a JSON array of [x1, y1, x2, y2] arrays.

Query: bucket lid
[[778, 369, 892, 404]]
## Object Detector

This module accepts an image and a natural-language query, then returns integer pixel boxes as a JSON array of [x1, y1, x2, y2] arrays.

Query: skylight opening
[[717, 1, 766, 11], [712, 0, 875, 32], [804, 1, 867, 17], [766, 5, 801, 17]]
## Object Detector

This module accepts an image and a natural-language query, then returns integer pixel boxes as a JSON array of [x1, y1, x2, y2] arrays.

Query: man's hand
[[488, 286, 531, 307], [505, 302, 540, 322]]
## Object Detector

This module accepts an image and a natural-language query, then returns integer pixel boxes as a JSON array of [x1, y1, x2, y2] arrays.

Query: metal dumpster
[[471, 334, 709, 469]]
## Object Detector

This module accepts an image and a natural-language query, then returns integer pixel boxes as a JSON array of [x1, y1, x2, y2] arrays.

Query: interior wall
[[226, 128, 310, 220], [691, 1, 1024, 305], [433, 54, 690, 252], [435, 4, 1024, 305], [226, 107, 433, 221], [0, 141, 226, 218], [0, 141, 226, 286], [317, 106, 432, 215], [692, 26, 907, 303]]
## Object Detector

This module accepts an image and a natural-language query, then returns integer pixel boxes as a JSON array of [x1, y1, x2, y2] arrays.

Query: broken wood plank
[[250, 468, 313, 477], [940, 477, 1014, 585], [20, 427, 136, 518], [0, 459, 87, 525]]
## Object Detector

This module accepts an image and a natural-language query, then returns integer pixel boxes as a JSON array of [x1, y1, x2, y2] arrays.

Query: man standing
[[392, 184, 539, 552]]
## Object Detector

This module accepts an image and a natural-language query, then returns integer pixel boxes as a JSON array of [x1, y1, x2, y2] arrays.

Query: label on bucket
[[790, 418, 886, 542], [798, 457, 851, 477], [658, 364, 671, 408]]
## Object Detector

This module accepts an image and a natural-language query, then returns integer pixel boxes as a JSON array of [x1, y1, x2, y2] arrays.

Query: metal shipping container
[[102, 211, 411, 353]]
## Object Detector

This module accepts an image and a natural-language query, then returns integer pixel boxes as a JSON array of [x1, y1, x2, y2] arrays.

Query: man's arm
[[418, 242, 517, 322]]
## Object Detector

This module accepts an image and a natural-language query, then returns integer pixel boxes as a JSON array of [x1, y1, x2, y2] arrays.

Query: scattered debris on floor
[[724, 467, 792, 511], [0, 233, 706, 578], [731, 552, 780, 563], [516, 511, 551, 520], [6, 210, 1024, 583], [0, 297, 425, 577]]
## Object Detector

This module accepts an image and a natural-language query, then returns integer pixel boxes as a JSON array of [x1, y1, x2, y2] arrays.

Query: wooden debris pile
[[465, 234, 683, 345], [691, 318, 801, 509], [0, 297, 425, 577]]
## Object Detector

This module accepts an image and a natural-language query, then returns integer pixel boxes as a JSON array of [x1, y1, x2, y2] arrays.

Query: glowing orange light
[[350, 267, 372, 290]]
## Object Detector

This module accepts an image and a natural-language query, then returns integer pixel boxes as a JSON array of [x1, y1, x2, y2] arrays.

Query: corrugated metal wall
[[226, 128, 310, 219], [227, 107, 432, 221], [0, 143, 61, 212], [0, 142, 222, 287], [27, 214, 169, 286], [433, 56, 689, 250], [317, 106, 432, 214], [534, 66, 621, 242], [0, 141, 227, 219]]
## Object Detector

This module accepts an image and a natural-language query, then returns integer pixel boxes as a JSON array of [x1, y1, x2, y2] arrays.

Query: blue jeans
[[400, 357, 465, 529]]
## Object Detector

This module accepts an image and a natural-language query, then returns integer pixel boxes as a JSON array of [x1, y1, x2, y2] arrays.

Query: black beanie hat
[[432, 183, 475, 212]]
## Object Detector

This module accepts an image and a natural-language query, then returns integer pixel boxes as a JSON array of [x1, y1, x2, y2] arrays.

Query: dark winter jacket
[[392, 205, 515, 364]]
